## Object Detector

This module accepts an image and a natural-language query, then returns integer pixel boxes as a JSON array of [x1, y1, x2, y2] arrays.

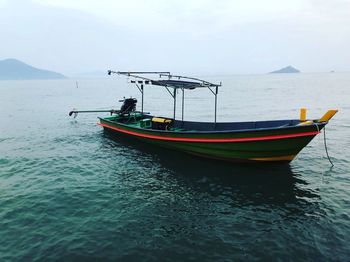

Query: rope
[[323, 125, 334, 166], [314, 122, 334, 166]]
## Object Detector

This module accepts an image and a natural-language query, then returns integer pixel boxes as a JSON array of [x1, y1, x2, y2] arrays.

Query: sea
[[1, 73, 350, 261]]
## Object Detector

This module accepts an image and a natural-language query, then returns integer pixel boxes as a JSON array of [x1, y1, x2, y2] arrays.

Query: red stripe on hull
[[98, 122, 319, 143]]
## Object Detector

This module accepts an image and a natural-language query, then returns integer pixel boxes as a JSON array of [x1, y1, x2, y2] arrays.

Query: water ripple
[[1, 76, 350, 261]]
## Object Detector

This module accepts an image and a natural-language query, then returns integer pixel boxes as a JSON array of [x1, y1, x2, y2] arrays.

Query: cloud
[[1, 0, 349, 74], [0, 0, 7, 7], [33, 0, 307, 32]]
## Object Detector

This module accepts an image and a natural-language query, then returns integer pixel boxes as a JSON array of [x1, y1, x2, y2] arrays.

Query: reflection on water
[[94, 130, 335, 260], [101, 130, 320, 211]]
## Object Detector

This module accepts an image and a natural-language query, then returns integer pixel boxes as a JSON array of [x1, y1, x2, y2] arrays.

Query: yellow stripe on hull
[[249, 155, 296, 162]]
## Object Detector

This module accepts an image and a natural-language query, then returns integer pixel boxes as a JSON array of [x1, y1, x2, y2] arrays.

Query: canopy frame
[[108, 70, 221, 124]]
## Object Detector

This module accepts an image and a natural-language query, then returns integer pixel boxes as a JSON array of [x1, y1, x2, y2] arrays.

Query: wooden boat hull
[[98, 116, 325, 163]]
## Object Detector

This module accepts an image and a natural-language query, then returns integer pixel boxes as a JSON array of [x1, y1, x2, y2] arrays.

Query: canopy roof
[[151, 79, 207, 89], [108, 70, 221, 89]]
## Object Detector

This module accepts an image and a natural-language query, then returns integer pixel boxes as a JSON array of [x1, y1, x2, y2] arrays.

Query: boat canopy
[[151, 79, 206, 89], [108, 70, 221, 123], [108, 71, 220, 89]]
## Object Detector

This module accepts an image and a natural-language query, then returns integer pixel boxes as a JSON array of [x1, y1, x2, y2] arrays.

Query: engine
[[120, 98, 137, 114]]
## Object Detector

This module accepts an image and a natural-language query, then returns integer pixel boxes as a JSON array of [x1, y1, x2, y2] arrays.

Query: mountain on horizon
[[0, 58, 66, 80], [269, 66, 300, 74]]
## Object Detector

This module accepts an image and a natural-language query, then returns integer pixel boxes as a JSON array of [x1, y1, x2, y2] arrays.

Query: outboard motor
[[120, 97, 137, 114]]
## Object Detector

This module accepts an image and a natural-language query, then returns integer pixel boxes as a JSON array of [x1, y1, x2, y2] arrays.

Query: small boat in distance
[[69, 71, 338, 163]]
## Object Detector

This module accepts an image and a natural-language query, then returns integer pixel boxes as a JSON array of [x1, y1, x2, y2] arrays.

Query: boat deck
[[101, 113, 309, 133]]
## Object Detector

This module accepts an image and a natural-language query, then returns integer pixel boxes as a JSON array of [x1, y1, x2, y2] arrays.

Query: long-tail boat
[[69, 71, 337, 163]]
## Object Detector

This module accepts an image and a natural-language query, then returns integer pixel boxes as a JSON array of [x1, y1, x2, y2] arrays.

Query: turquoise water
[[1, 73, 350, 261]]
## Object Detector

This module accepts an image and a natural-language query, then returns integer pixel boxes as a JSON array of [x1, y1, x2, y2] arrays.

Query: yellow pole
[[300, 108, 307, 122]]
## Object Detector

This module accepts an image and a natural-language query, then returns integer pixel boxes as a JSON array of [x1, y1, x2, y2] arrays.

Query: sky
[[0, 0, 350, 75]]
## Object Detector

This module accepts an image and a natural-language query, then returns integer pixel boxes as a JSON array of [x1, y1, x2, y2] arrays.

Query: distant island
[[269, 66, 300, 74], [0, 58, 66, 80]]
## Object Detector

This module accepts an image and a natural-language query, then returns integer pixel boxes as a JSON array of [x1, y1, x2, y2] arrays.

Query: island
[[269, 66, 300, 74], [0, 58, 66, 80]]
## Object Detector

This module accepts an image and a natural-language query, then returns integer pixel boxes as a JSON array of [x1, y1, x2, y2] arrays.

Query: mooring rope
[[323, 125, 334, 166], [314, 123, 334, 166]]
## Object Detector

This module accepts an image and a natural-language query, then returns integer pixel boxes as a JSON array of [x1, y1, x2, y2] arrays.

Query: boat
[[69, 71, 338, 163]]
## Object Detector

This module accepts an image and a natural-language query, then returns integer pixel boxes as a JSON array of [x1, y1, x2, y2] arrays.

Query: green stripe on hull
[[121, 134, 313, 159]]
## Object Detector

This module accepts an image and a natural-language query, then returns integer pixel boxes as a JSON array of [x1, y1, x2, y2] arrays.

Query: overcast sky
[[1, 0, 350, 75]]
